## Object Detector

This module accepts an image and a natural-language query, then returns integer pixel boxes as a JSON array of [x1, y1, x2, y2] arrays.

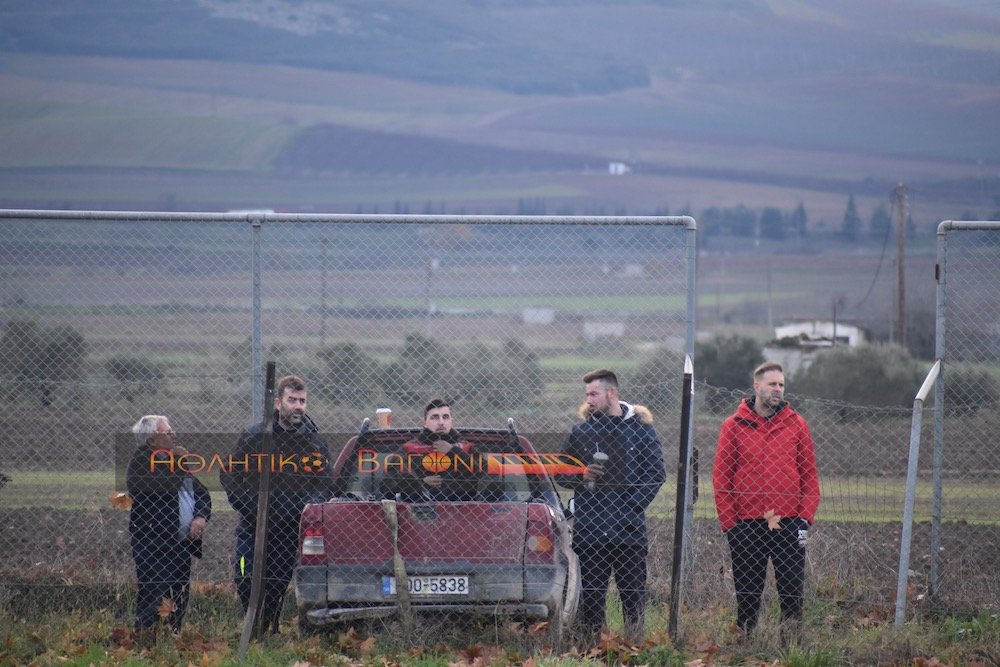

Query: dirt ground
[[1, 508, 996, 622]]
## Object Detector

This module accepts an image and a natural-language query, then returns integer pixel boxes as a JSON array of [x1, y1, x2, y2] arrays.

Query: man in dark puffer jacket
[[559, 369, 666, 644]]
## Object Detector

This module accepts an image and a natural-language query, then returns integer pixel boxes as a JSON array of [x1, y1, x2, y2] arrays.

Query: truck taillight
[[301, 525, 325, 557], [524, 505, 556, 564]]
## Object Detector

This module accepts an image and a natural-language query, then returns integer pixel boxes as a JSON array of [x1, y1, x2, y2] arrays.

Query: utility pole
[[766, 259, 773, 334], [895, 183, 908, 348]]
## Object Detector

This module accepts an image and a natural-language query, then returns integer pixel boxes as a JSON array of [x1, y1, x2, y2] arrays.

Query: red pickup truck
[[294, 420, 580, 645]]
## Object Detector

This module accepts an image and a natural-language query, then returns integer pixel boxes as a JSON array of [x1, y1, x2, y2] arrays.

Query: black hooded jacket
[[221, 412, 333, 530], [558, 401, 666, 547]]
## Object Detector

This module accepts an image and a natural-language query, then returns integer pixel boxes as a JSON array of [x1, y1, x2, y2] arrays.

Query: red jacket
[[712, 398, 820, 532]]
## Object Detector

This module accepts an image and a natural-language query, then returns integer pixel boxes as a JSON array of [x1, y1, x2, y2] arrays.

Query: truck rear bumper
[[295, 562, 562, 626], [302, 602, 551, 626]]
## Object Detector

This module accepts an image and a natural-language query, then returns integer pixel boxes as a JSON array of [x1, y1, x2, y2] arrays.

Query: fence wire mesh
[[688, 383, 997, 643], [0, 211, 692, 643], [0, 211, 997, 647], [930, 221, 1000, 609]]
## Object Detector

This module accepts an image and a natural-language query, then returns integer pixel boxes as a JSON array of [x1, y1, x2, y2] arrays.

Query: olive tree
[[0, 319, 88, 405]]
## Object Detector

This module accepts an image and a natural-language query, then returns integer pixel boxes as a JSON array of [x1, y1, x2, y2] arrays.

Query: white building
[[774, 320, 863, 347], [522, 308, 555, 326], [608, 161, 631, 175], [764, 320, 864, 375], [583, 321, 625, 342]]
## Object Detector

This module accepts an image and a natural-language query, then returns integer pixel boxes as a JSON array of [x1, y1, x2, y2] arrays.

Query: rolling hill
[[0, 0, 997, 224]]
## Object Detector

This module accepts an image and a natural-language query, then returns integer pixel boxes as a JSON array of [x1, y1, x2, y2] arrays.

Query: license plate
[[382, 575, 469, 596]]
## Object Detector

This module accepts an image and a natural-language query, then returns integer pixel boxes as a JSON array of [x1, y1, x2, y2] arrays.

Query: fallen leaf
[[764, 509, 782, 530], [458, 643, 486, 662], [338, 626, 379, 655], [109, 626, 133, 649], [109, 647, 131, 660], [528, 620, 548, 635], [156, 597, 177, 619], [191, 581, 229, 595], [358, 636, 376, 655], [109, 492, 133, 510]]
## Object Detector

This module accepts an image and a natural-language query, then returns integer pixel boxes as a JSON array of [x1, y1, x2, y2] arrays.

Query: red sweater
[[712, 398, 820, 532]]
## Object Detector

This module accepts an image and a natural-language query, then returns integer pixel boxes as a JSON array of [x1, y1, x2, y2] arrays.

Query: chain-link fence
[[686, 383, 998, 643], [1, 210, 996, 647], [926, 220, 1000, 606], [0, 210, 695, 643]]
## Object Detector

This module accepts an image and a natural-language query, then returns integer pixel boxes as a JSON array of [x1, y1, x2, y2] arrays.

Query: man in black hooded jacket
[[559, 369, 666, 644], [383, 397, 480, 501], [221, 374, 332, 632]]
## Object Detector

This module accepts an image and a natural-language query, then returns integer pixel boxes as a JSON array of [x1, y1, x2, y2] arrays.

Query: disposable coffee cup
[[586, 451, 609, 491], [375, 407, 392, 428]]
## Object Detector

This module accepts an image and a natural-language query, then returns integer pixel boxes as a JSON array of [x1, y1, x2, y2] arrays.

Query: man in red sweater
[[713, 361, 820, 638]]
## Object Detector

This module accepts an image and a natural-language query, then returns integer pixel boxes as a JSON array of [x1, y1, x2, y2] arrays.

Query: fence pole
[[929, 222, 951, 598], [668, 355, 694, 641], [895, 360, 940, 626], [251, 219, 264, 424], [238, 361, 276, 657]]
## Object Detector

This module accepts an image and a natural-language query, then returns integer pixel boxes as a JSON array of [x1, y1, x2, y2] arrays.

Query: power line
[[855, 193, 896, 309]]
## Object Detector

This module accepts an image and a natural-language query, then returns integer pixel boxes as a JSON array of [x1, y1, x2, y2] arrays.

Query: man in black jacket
[[127, 414, 211, 635], [559, 369, 666, 644], [221, 375, 332, 632], [384, 397, 479, 501]]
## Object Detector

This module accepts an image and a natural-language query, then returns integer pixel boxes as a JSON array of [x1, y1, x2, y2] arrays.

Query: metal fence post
[[930, 222, 949, 599], [895, 360, 940, 626], [668, 355, 694, 640], [251, 218, 263, 424]]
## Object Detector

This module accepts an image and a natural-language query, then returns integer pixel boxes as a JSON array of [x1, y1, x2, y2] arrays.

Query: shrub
[[316, 342, 384, 408], [382, 333, 543, 412], [0, 319, 88, 405], [631, 347, 685, 413], [943, 363, 1000, 415], [226, 336, 294, 408], [793, 343, 924, 407], [695, 333, 764, 391], [382, 333, 455, 408], [452, 338, 544, 411], [105, 356, 166, 402]]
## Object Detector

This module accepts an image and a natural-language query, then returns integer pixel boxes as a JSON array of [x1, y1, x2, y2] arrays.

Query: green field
[[7, 470, 996, 526]]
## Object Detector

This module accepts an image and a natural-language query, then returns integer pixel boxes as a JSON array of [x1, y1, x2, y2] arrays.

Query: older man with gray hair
[[127, 414, 211, 636]]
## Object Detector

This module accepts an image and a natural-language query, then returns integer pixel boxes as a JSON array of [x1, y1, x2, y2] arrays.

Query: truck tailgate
[[318, 501, 528, 564], [397, 502, 528, 563]]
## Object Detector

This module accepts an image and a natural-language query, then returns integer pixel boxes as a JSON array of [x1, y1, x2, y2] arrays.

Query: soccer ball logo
[[301, 452, 327, 473], [422, 452, 451, 474]]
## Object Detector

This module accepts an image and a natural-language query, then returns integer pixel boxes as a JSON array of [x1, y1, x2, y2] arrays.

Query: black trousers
[[725, 519, 805, 632], [575, 542, 648, 633], [234, 518, 300, 631], [132, 539, 193, 632]]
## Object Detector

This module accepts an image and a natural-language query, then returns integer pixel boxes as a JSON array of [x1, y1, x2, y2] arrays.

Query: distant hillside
[[0, 0, 649, 94], [0, 0, 997, 218], [273, 123, 597, 174], [3, 0, 998, 163]]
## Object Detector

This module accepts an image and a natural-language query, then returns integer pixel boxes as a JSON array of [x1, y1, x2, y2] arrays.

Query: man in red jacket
[[713, 362, 820, 639]]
